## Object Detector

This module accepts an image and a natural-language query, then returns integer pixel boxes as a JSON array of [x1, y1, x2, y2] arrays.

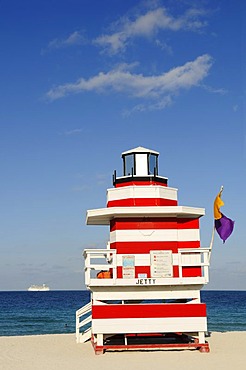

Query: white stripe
[[89, 277, 207, 287], [92, 289, 201, 301], [86, 206, 205, 225], [116, 253, 177, 266], [92, 317, 207, 334], [107, 186, 178, 202], [110, 229, 200, 243]]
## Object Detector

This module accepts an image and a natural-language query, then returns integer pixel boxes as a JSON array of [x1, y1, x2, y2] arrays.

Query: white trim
[[107, 186, 178, 202], [86, 206, 205, 225], [88, 277, 207, 286], [92, 317, 207, 334], [122, 146, 159, 155], [92, 288, 201, 301], [110, 229, 200, 243]]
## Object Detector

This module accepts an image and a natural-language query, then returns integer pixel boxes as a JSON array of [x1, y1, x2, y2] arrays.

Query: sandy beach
[[0, 332, 245, 370]]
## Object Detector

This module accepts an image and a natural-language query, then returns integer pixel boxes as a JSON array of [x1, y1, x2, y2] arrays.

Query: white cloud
[[155, 39, 173, 54], [122, 96, 173, 116], [46, 54, 213, 110], [45, 31, 87, 51], [94, 6, 208, 54], [201, 84, 227, 95], [63, 128, 83, 135]]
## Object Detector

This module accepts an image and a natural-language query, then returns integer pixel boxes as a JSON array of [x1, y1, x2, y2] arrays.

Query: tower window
[[123, 154, 135, 176], [148, 154, 158, 175]]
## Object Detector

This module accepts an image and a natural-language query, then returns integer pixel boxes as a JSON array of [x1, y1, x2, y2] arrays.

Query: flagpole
[[208, 226, 215, 263], [219, 185, 224, 196]]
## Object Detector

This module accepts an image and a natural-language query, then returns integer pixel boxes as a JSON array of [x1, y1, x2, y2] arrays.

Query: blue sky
[[0, 0, 245, 290]]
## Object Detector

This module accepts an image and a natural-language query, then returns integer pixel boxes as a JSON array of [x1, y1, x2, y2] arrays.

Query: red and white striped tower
[[77, 147, 210, 354]]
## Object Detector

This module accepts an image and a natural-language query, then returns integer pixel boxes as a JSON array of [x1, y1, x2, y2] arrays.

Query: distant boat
[[28, 284, 50, 291]]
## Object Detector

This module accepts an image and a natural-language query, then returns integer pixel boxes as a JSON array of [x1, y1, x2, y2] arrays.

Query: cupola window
[[123, 154, 135, 176], [148, 154, 158, 175]]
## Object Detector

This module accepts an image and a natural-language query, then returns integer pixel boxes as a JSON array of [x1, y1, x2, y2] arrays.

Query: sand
[[0, 332, 245, 370]]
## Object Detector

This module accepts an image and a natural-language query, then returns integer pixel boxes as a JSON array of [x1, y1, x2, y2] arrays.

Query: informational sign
[[150, 250, 173, 278], [122, 255, 135, 279]]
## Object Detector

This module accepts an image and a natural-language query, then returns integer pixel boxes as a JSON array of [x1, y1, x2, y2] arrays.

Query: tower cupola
[[122, 146, 159, 176], [113, 146, 168, 187]]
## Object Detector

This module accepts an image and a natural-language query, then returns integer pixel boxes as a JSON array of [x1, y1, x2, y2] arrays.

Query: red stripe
[[182, 267, 202, 277], [110, 241, 200, 254], [110, 218, 199, 231], [110, 219, 178, 231], [178, 218, 200, 228], [115, 181, 167, 188], [173, 265, 179, 277], [107, 198, 177, 207], [92, 303, 206, 319]]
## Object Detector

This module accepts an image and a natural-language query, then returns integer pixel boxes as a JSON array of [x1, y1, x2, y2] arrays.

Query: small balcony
[[83, 247, 210, 288]]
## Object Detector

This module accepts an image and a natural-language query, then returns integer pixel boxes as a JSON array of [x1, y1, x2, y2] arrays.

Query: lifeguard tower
[[76, 147, 210, 354]]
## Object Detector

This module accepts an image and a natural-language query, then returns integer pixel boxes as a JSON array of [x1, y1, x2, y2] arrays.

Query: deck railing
[[178, 248, 210, 283], [84, 248, 117, 286], [83, 247, 210, 286]]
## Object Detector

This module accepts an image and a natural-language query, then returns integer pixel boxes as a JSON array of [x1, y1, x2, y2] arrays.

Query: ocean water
[[0, 290, 245, 336]]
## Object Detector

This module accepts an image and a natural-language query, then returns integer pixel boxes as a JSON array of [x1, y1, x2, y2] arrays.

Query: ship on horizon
[[28, 284, 50, 291]]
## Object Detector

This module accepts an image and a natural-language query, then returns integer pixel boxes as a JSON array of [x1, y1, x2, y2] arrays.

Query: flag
[[214, 188, 234, 243]]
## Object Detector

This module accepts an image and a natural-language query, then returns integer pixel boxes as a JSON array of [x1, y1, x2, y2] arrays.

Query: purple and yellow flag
[[214, 188, 234, 243]]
